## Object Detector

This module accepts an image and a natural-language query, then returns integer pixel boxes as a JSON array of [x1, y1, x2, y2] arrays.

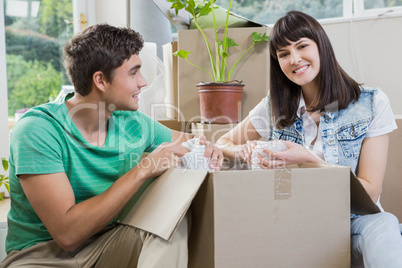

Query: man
[[1, 24, 222, 267]]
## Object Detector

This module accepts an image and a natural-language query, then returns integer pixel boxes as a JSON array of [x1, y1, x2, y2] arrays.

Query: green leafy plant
[[168, 0, 269, 83], [0, 158, 10, 201]]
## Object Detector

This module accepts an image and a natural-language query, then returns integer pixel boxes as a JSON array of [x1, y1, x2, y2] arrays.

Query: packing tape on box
[[274, 168, 292, 200]]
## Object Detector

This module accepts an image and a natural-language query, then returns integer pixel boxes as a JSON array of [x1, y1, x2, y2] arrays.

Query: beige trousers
[[0, 214, 188, 268]]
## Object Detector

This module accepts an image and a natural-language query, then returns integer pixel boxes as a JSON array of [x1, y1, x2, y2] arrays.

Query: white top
[[249, 88, 397, 155]]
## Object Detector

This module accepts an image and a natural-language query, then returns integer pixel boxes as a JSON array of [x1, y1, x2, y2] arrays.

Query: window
[[354, 0, 402, 16], [3, 0, 73, 124], [216, 0, 345, 25], [215, 0, 402, 25]]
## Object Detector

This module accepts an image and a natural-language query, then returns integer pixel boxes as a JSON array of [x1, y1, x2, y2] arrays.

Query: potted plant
[[0, 158, 9, 201], [168, 0, 269, 124]]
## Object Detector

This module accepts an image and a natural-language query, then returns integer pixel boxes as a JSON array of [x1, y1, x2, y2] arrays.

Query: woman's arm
[[356, 134, 390, 203], [216, 116, 262, 162]]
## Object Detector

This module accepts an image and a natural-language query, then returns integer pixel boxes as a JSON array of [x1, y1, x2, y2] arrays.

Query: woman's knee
[[352, 212, 399, 236], [359, 212, 399, 236], [372, 212, 399, 227]]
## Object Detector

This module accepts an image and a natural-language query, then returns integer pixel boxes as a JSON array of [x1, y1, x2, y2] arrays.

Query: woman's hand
[[238, 140, 258, 164], [198, 135, 224, 171], [258, 140, 326, 169]]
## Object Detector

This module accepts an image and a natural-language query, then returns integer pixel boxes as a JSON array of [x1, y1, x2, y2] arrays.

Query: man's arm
[[20, 142, 188, 252]]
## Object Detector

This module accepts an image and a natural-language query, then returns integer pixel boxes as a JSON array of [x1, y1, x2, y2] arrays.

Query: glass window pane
[[216, 0, 344, 25], [4, 0, 73, 121], [364, 0, 402, 9]]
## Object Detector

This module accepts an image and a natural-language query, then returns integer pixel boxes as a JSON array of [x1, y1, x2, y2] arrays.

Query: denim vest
[[267, 87, 376, 174]]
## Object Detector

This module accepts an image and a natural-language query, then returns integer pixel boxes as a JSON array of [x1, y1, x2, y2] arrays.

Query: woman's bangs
[[270, 22, 314, 57]]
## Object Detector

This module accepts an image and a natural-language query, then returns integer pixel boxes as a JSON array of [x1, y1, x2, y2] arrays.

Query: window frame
[[0, 0, 96, 157], [0, 0, 9, 158], [353, 0, 402, 17]]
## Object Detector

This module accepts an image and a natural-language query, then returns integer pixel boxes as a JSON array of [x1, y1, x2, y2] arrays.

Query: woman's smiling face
[[276, 37, 320, 91]]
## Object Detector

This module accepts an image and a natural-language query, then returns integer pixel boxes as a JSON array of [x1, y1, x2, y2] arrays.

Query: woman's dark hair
[[269, 11, 361, 128], [64, 24, 144, 96]]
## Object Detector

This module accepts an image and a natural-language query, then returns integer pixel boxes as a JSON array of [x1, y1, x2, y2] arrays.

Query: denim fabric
[[351, 212, 402, 268], [268, 87, 377, 174]]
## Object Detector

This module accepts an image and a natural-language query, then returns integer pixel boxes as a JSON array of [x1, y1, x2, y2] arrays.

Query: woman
[[217, 11, 401, 267]]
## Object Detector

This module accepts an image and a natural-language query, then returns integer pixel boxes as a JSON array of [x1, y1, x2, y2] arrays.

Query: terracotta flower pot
[[197, 82, 244, 124]]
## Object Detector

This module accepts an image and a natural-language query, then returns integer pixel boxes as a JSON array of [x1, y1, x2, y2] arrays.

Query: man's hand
[[137, 142, 189, 180]]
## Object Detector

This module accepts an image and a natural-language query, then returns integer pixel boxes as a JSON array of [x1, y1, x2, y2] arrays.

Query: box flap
[[350, 170, 381, 215], [116, 168, 208, 241], [293, 163, 380, 215], [381, 115, 402, 220], [153, 0, 265, 30]]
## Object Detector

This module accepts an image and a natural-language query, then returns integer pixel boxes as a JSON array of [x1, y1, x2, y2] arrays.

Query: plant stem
[[227, 43, 255, 81], [211, 1, 221, 82], [192, 15, 217, 81], [220, 0, 233, 81], [185, 58, 214, 81]]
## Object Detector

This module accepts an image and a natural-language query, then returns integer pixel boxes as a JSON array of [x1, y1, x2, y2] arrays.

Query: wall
[[129, 0, 173, 59], [95, 0, 129, 27], [323, 15, 402, 114]]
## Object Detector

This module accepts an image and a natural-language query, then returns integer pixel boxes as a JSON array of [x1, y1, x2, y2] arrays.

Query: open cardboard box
[[117, 164, 379, 268]]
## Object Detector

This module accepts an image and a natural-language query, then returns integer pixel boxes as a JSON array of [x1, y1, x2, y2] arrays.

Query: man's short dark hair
[[64, 24, 144, 96]]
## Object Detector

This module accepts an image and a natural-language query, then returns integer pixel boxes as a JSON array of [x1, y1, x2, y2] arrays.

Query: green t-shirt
[[6, 94, 172, 253]]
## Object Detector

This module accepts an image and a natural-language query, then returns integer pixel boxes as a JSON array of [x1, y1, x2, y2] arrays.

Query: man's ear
[[93, 71, 107, 92]]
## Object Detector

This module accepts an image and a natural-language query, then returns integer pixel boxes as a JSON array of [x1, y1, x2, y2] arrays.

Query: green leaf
[[198, 2, 213, 17], [2, 158, 8, 171], [217, 41, 224, 55], [167, 0, 186, 15], [226, 38, 238, 48], [173, 50, 191, 59], [216, 42, 228, 59], [0, 195, 3, 201], [5, 182, 10, 194], [0, 175, 4, 181], [186, 0, 196, 15], [252, 32, 270, 44]]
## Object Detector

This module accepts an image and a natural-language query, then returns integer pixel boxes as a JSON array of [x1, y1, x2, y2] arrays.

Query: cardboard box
[[158, 119, 191, 133], [117, 164, 378, 267], [380, 115, 402, 221], [191, 122, 237, 143], [188, 165, 352, 268], [177, 27, 270, 122]]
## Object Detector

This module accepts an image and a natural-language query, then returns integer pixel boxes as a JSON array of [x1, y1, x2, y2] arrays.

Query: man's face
[[104, 54, 147, 111]]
